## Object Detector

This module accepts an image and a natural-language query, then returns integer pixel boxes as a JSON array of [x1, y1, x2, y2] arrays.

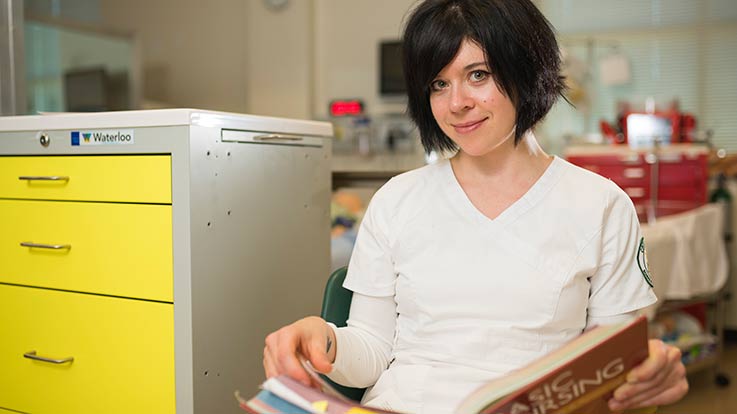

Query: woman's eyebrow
[[463, 61, 487, 71]]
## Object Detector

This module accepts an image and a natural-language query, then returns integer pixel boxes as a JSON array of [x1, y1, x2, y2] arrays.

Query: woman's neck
[[450, 130, 552, 186]]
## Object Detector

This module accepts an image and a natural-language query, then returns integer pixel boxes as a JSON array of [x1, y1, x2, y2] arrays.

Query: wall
[[98, 0, 418, 120], [312, 0, 415, 119], [243, 0, 312, 119], [242, 0, 417, 120]]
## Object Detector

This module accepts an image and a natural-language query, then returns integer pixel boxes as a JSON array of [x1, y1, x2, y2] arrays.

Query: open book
[[238, 316, 649, 414]]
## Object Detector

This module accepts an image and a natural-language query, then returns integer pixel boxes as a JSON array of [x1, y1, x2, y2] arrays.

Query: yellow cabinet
[[0, 284, 175, 414], [0, 153, 174, 414], [0, 155, 171, 203], [0, 199, 173, 301], [0, 109, 333, 414]]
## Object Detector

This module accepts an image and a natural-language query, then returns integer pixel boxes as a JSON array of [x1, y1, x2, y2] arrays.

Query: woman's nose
[[449, 86, 473, 113]]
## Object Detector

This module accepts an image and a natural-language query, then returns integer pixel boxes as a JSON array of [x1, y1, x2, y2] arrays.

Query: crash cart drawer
[[0, 199, 173, 302], [0, 284, 175, 414], [0, 155, 171, 203]]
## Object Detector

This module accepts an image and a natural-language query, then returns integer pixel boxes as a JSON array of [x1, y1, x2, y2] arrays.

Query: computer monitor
[[379, 41, 406, 96], [64, 67, 108, 112]]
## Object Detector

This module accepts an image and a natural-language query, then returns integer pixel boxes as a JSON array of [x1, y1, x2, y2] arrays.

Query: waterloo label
[[71, 129, 135, 146]]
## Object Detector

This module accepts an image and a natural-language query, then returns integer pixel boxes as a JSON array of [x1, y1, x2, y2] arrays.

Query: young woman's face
[[429, 39, 517, 157]]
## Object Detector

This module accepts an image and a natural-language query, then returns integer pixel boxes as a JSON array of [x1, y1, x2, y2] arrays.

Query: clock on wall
[[264, 0, 290, 11]]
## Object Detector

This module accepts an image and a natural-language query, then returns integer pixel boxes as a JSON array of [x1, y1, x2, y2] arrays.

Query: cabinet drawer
[[0, 155, 171, 203], [568, 157, 650, 186], [598, 165, 650, 187], [659, 162, 706, 186], [0, 284, 174, 414], [0, 200, 172, 302], [658, 186, 707, 202]]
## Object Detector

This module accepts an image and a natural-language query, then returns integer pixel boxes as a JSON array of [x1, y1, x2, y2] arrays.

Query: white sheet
[[640, 203, 729, 317]]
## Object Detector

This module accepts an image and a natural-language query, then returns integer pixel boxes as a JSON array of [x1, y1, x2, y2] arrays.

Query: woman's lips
[[452, 118, 487, 134]]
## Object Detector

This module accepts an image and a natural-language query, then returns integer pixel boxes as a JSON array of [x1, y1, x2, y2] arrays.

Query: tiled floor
[[657, 338, 737, 413]]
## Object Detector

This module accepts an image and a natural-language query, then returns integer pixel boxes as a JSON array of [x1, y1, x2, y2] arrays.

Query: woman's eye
[[470, 70, 488, 81], [430, 80, 447, 91]]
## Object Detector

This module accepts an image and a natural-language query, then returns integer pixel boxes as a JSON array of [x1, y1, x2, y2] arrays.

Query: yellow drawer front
[[0, 155, 171, 203], [0, 284, 175, 414], [0, 200, 172, 302]]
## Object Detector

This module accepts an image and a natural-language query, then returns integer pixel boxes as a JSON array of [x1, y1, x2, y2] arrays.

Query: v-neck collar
[[439, 155, 564, 228]]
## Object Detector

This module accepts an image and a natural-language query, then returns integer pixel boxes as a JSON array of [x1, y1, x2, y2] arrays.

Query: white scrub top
[[332, 156, 657, 413]]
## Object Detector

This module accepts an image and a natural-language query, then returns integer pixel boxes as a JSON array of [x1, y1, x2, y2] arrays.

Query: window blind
[[538, 0, 737, 152]]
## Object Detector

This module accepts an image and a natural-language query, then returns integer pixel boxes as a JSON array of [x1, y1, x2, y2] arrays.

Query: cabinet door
[[0, 200, 173, 301], [0, 155, 171, 203], [658, 160, 708, 204], [0, 284, 175, 414]]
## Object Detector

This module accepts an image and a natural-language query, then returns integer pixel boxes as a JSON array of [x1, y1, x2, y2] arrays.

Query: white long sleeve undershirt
[[326, 292, 396, 388]]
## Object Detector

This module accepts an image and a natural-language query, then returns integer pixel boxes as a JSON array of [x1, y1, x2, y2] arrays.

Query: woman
[[263, 0, 688, 412]]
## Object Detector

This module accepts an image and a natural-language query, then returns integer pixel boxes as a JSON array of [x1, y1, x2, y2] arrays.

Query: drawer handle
[[20, 242, 72, 250], [623, 168, 645, 179], [625, 187, 646, 198], [24, 350, 74, 364], [19, 175, 70, 181], [253, 134, 303, 142]]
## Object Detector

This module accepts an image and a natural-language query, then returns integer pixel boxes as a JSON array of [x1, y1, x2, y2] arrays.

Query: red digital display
[[329, 100, 364, 117]]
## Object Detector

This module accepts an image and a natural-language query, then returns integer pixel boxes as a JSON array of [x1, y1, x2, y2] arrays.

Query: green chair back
[[320, 266, 367, 402]]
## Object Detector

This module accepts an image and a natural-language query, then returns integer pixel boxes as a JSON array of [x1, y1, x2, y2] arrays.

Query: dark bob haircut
[[402, 0, 567, 154]]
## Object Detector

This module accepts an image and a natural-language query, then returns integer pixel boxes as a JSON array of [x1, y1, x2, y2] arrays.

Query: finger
[[614, 346, 683, 403], [613, 359, 672, 401], [265, 328, 311, 384], [278, 345, 313, 386], [626, 340, 669, 383], [295, 323, 334, 374], [610, 375, 688, 411], [609, 359, 687, 410], [296, 358, 329, 390], [263, 347, 279, 378], [310, 353, 334, 374], [611, 369, 674, 409], [304, 340, 333, 374], [264, 330, 292, 375], [629, 376, 689, 409], [263, 334, 280, 377]]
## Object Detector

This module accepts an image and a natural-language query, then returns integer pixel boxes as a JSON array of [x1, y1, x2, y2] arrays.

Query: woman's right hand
[[263, 316, 336, 386]]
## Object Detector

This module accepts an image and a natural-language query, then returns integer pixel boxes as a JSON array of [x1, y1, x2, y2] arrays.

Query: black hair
[[402, 0, 567, 154]]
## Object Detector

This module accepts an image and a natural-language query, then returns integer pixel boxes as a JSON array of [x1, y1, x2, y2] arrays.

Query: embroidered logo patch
[[637, 237, 654, 288]]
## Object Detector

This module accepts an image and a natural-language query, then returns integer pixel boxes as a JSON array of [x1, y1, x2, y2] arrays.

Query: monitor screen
[[64, 67, 108, 112], [626, 113, 673, 148], [380, 41, 406, 96]]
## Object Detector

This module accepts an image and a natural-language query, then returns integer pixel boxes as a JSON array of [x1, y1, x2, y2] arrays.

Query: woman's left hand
[[608, 339, 689, 411]]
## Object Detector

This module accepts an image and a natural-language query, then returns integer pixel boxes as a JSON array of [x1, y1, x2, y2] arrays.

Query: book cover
[[239, 316, 649, 414], [458, 316, 649, 414]]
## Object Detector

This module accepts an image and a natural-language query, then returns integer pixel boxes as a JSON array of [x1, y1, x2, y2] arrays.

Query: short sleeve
[[587, 190, 658, 318], [343, 187, 397, 297]]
